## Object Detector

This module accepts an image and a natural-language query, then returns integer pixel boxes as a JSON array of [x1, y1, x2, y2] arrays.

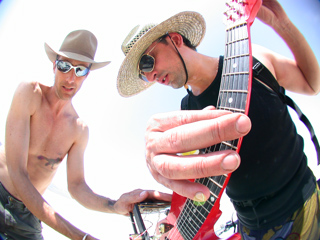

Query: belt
[[232, 193, 275, 208]]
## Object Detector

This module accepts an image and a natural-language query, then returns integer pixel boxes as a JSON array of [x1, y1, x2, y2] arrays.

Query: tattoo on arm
[[38, 155, 62, 169]]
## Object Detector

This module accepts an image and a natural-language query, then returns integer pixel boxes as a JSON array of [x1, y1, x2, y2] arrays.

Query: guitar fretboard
[[175, 23, 250, 240]]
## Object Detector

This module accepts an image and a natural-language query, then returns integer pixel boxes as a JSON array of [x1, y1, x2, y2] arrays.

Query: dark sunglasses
[[56, 60, 91, 77], [138, 35, 167, 82]]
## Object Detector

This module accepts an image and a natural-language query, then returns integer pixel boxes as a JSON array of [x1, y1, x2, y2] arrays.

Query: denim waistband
[[0, 181, 25, 210]]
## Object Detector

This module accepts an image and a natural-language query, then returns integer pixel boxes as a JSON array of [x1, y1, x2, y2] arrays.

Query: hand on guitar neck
[[145, 107, 251, 201]]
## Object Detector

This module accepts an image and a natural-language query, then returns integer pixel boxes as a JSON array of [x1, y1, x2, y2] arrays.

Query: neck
[[46, 86, 73, 115], [186, 55, 219, 96]]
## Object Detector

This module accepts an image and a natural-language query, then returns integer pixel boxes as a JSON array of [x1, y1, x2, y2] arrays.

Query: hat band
[[60, 47, 94, 60]]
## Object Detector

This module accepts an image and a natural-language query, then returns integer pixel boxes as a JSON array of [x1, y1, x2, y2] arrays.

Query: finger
[[146, 108, 231, 133], [141, 190, 172, 202], [156, 173, 212, 201], [147, 113, 251, 155], [153, 150, 240, 180], [202, 105, 216, 110]]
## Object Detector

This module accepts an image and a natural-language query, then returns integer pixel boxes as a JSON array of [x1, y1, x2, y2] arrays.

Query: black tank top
[[181, 56, 316, 229]]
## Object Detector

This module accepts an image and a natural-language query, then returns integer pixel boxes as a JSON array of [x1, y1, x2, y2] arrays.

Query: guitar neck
[[166, 1, 262, 239], [219, 22, 251, 115], [175, 23, 252, 240]]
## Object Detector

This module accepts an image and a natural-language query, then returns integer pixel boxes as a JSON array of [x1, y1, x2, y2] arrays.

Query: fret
[[218, 106, 246, 113], [225, 21, 248, 31], [225, 34, 248, 47], [197, 178, 221, 197], [209, 178, 224, 189], [223, 57, 250, 71], [210, 191, 219, 199], [223, 71, 249, 76], [210, 175, 227, 186], [221, 141, 238, 150], [219, 89, 248, 94], [223, 54, 250, 61]]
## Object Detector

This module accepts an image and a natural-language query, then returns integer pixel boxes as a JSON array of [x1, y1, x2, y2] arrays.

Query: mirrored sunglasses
[[138, 55, 155, 82], [56, 60, 91, 77], [138, 35, 167, 82]]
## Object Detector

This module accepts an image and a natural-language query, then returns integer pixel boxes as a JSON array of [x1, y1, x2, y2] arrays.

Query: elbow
[[67, 182, 81, 200]]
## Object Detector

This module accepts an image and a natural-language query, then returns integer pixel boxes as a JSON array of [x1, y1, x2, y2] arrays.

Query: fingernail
[[236, 115, 251, 134], [139, 191, 147, 197], [221, 153, 240, 171], [194, 192, 206, 202], [193, 192, 206, 206]]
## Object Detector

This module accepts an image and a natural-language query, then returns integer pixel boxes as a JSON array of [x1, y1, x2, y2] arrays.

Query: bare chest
[[28, 105, 79, 164]]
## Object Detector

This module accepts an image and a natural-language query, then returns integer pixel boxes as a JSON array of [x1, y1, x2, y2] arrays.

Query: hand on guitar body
[[113, 189, 172, 216], [145, 107, 251, 201]]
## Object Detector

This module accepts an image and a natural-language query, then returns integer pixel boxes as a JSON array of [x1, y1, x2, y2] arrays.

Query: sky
[[0, 0, 319, 239]]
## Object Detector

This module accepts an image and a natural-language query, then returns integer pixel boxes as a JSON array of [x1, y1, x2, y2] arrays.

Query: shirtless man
[[0, 29, 171, 240]]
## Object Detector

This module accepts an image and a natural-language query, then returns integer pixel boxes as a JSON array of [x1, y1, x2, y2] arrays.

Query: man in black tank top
[[117, 1, 320, 239]]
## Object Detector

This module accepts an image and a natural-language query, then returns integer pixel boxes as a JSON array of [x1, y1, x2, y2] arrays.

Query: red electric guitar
[[130, 1, 262, 239]]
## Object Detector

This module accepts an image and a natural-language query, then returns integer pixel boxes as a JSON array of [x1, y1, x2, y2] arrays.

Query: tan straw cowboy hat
[[117, 11, 206, 97], [45, 29, 110, 70]]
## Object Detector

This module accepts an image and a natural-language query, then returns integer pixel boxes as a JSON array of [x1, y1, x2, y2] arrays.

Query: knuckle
[[209, 119, 224, 143], [176, 112, 194, 126], [156, 157, 174, 179], [162, 178, 175, 190], [168, 131, 182, 150], [178, 186, 188, 197], [194, 157, 209, 177]]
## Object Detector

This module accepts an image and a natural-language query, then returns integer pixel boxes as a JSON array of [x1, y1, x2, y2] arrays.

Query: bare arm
[[5, 82, 89, 240], [255, 0, 320, 95], [67, 122, 172, 216]]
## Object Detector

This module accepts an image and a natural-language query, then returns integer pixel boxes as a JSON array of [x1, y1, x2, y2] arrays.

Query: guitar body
[[156, 182, 240, 240], [155, 1, 262, 239]]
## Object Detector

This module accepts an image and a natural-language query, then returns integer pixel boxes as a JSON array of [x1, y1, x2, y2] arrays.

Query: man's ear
[[168, 32, 184, 47]]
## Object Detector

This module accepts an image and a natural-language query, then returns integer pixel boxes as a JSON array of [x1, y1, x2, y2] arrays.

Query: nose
[[66, 69, 76, 83], [144, 71, 157, 83]]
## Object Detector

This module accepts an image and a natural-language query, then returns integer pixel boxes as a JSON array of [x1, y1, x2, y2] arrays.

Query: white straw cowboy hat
[[45, 29, 110, 70], [117, 11, 206, 97]]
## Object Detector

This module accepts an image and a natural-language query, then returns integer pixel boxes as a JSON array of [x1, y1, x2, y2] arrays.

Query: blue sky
[[0, 0, 319, 239]]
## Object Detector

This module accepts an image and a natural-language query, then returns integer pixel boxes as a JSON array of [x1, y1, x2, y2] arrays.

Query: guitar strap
[[252, 57, 320, 166]]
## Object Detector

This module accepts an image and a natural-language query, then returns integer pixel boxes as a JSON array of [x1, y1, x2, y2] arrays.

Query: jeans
[[239, 185, 320, 240], [0, 182, 43, 240]]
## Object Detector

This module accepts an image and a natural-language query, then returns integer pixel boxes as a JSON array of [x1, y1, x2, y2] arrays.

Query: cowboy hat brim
[[117, 11, 206, 97], [44, 43, 111, 70]]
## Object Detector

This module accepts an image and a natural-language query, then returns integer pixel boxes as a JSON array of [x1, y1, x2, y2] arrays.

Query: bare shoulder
[[252, 44, 276, 73], [72, 117, 89, 146], [16, 81, 43, 94], [11, 81, 47, 114]]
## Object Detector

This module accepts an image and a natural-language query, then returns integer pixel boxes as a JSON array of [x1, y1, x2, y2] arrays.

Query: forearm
[[273, 18, 320, 94], [69, 181, 117, 214], [11, 173, 86, 240]]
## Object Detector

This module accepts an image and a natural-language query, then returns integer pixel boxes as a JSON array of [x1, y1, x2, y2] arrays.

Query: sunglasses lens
[[139, 55, 155, 73], [74, 66, 89, 77], [56, 61, 71, 73], [139, 73, 149, 82], [56, 60, 89, 77]]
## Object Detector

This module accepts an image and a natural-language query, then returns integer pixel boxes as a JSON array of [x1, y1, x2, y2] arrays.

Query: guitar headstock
[[224, 0, 262, 27]]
